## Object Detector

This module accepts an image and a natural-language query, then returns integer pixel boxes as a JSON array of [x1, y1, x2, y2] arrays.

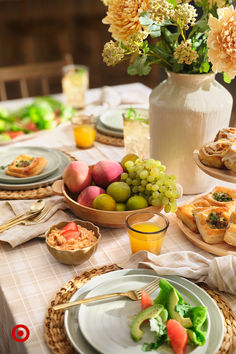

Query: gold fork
[[53, 278, 160, 311], [23, 203, 52, 225]]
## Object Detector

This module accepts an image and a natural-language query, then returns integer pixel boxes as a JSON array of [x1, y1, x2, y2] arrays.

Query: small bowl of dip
[[45, 219, 101, 265]]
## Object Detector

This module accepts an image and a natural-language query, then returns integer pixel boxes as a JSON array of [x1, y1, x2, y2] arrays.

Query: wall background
[[0, 0, 235, 124]]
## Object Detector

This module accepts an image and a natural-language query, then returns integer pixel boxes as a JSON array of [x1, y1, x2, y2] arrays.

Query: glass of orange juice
[[72, 115, 96, 149], [126, 212, 169, 255]]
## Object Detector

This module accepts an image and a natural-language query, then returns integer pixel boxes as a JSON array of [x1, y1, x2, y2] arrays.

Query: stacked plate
[[0, 146, 71, 190], [97, 109, 125, 138], [64, 269, 224, 354]]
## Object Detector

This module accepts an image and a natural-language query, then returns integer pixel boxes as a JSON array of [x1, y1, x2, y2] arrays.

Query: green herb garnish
[[207, 212, 228, 229], [213, 192, 233, 202], [124, 108, 148, 124]]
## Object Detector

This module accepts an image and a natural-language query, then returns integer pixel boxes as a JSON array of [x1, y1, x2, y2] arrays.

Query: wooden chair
[[0, 54, 73, 101]]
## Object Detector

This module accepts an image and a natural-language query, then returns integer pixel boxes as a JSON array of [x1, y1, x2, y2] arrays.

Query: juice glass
[[123, 108, 150, 159], [62, 65, 89, 109], [126, 212, 169, 255], [72, 115, 96, 149]]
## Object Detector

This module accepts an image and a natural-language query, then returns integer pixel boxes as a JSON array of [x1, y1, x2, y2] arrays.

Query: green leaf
[[127, 56, 151, 76], [172, 61, 184, 73], [148, 23, 161, 38], [223, 72, 231, 83], [166, 0, 177, 8], [139, 12, 153, 26], [200, 62, 210, 73]]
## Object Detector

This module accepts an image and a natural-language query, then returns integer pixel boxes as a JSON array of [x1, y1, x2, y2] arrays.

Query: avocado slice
[[130, 304, 164, 342], [167, 288, 192, 328]]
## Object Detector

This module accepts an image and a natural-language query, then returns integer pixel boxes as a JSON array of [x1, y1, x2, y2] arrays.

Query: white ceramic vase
[[149, 72, 233, 194]]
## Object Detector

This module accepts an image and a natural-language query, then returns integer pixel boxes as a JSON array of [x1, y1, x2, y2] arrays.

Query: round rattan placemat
[[44, 265, 236, 354], [95, 131, 124, 147], [0, 150, 76, 200]]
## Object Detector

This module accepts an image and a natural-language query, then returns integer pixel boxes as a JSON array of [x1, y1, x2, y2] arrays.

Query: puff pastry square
[[203, 186, 236, 212], [6, 154, 47, 178], [195, 207, 230, 244], [176, 204, 209, 233], [224, 211, 236, 247]]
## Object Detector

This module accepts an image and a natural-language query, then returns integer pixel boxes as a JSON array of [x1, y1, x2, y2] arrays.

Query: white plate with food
[[64, 269, 224, 354], [0, 146, 60, 184], [0, 149, 70, 190]]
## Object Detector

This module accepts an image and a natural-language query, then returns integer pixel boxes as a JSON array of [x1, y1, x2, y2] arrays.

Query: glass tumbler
[[126, 211, 169, 255], [62, 65, 89, 109], [72, 115, 96, 149]]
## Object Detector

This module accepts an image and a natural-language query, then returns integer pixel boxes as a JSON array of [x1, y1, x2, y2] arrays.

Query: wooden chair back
[[0, 54, 73, 100]]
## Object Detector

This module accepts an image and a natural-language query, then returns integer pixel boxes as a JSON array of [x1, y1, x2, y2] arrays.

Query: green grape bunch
[[121, 158, 180, 213]]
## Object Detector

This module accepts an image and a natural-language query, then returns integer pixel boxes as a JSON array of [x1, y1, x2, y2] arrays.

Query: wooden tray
[[175, 215, 236, 256], [193, 150, 236, 184]]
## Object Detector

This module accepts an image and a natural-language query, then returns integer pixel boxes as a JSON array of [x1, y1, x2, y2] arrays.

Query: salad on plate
[[131, 279, 208, 354], [0, 96, 75, 142]]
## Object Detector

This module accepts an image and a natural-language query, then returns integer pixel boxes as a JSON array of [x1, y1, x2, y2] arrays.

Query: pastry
[[192, 199, 211, 207], [195, 207, 230, 244], [6, 154, 47, 178], [198, 140, 232, 168], [224, 212, 236, 247], [214, 127, 236, 141], [203, 186, 236, 212], [176, 204, 209, 233], [222, 144, 236, 173]]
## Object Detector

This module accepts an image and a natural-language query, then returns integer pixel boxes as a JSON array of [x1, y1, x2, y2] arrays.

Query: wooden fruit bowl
[[52, 180, 163, 228]]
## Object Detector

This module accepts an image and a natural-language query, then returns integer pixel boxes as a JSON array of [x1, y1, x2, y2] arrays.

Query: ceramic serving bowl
[[52, 180, 163, 228], [45, 219, 101, 265]]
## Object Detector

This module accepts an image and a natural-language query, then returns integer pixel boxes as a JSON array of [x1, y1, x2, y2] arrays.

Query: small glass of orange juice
[[72, 115, 96, 149], [126, 212, 169, 255]]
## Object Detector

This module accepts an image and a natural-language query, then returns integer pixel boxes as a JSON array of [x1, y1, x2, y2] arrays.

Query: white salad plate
[[0, 146, 60, 184], [79, 274, 209, 354], [99, 109, 125, 131], [0, 149, 70, 190], [64, 269, 224, 354]]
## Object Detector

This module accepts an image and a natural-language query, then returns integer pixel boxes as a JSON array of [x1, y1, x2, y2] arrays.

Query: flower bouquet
[[101, 0, 236, 81]]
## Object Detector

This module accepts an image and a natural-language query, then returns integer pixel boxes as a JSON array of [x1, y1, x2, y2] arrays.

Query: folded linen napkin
[[84, 84, 150, 117], [119, 250, 236, 295], [0, 196, 75, 248]]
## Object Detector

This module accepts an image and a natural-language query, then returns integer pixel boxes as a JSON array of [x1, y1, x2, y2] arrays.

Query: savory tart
[[6, 154, 47, 178], [176, 204, 210, 233], [195, 207, 230, 244], [224, 211, 236, 247], [214, 127, 236, 141], [199, 140, 232, 168], [203, 186, 236, 212]]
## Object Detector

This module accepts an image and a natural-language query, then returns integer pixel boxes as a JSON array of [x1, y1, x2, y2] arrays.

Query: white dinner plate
[[0, 146, 60, 184], [99, 109, 125, 131], [96, 119, 124, 138], [79, 274, 209, 354], [0, 149, 70, 190], [64, 269, 224, 354]]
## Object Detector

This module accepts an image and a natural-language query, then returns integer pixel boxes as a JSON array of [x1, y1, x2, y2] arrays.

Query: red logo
[[12, 324, 30, 342]]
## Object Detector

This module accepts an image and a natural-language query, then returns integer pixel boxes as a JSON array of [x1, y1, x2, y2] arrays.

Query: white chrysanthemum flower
[[207, 6, 236, 79]]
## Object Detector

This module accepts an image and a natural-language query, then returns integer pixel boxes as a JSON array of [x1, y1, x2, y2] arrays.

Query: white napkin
[[84, 85, 150, 117], [0, 196, 76, 248], [119, 250, 236, 295]]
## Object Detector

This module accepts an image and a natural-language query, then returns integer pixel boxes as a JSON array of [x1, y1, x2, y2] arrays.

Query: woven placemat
[[44, 265, 236, 354], [95, 131, 124, 147], [0, 150, 76, 200]]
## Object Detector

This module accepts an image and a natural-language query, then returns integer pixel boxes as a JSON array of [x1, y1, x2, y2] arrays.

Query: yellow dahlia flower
[[207, 6, 236, 79], [102, 0, 149, 42]]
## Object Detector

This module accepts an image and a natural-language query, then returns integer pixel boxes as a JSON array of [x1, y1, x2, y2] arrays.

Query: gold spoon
[[0, 200, 45, 232]]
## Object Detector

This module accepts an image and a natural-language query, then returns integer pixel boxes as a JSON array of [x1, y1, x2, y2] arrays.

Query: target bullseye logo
[[12, 324, 30, 342]]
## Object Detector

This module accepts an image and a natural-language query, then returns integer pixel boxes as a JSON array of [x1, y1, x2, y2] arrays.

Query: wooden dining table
[[0, 83, 235, 354]]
